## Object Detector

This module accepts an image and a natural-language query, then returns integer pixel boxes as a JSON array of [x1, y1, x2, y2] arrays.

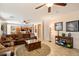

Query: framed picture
[[1, 24, 4, 31], [1, 23, 7, 35], [55, 22, 63, 31], [66, 20, 79, 32], [11, 26, 15, 31], [11, 26, 16, 33]]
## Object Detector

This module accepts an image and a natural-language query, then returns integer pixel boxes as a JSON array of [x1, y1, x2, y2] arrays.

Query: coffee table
[[25, 40, 41, 51]]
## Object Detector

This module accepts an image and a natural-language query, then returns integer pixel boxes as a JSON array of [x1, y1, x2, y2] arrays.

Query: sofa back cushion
[[0, 36, 6, 42], [23, 34, 30, 38]]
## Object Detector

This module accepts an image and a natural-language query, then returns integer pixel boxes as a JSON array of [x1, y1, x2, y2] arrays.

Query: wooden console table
[[55, 36, 73, 48]]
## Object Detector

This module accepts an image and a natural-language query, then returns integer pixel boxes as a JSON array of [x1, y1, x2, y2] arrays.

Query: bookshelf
[[55, 36, 73, 48]]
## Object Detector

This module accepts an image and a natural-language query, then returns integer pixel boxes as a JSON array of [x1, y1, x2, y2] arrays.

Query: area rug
[[16, 43, 51, 56]]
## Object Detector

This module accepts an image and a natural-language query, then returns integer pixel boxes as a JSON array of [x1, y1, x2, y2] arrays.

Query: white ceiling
[[0, 3, 79, 24]]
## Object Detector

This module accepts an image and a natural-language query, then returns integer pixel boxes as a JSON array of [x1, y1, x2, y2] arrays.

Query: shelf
[[55, 36, 73, 48]]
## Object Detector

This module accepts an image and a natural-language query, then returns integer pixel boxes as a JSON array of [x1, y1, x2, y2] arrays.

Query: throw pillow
[[0, 43, 5, 50]]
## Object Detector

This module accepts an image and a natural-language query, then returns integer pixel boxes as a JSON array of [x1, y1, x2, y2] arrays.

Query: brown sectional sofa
[[0, 33, 31, 46]]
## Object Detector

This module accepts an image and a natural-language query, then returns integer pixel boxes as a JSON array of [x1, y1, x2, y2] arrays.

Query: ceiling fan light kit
[[48, 7, 51, 13], [46, 3, 53, 7], [35, 3, 67, 13], [23, 20, 30, 24]]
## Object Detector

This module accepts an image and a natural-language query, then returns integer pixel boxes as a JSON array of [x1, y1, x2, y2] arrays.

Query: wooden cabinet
[[55, 36, 73, 48]]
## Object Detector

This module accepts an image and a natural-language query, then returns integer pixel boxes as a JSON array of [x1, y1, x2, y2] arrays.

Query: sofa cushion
[[0, 36, 6, 42], [0, 43, 5, 50], [6, 37, 13, 41]]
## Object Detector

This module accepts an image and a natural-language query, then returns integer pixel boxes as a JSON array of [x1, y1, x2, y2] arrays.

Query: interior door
[[37, 24, 41, 40]]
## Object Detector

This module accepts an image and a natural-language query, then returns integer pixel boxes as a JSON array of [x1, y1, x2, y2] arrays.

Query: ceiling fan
[[35, 3, 67, 13], [23, 20, 30, 24]]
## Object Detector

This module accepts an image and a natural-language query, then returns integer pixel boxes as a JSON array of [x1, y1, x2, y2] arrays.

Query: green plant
[[62, 33, 65, 37]]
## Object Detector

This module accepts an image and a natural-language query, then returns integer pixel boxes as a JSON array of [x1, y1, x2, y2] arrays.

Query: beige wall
[[49, 11, 79, 49], [43, 19, 50, 41]]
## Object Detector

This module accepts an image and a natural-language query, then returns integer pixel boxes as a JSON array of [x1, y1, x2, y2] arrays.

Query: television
[[66, 20, 79, 32], [55, 22, 63, 31]]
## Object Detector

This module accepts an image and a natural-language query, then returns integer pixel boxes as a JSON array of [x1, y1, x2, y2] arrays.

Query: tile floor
[[15, 40, 79, 56], [42, 40, 79, 56]]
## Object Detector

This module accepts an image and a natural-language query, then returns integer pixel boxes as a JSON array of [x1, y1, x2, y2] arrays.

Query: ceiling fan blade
[[35, 4, 46, 9], [48, 7, 51, 13], [54, 3, 67, 6]]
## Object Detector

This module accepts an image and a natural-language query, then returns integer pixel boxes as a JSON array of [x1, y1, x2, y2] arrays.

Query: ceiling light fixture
[[46, 3, 53, 7], [23, 20, 30, 24]]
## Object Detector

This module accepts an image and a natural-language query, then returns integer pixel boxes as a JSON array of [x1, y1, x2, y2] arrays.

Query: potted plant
[[68, 33, 71, 37], [62, 33, 65, 37]]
